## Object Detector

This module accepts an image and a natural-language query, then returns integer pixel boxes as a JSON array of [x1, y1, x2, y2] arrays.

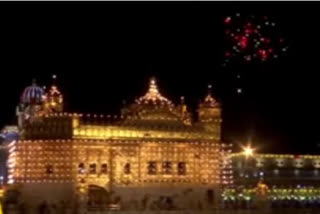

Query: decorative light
[[135, 78, 174, 108], [242, 145, 254, 158]]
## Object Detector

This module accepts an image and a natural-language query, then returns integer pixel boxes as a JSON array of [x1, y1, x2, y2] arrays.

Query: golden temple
[[7, 77, 232, 209]]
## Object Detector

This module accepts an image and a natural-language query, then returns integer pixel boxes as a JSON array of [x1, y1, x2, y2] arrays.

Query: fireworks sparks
[[223, 13, 289, 66]]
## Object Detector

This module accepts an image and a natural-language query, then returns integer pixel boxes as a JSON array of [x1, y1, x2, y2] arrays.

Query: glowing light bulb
[[242, 146, 254, 157]]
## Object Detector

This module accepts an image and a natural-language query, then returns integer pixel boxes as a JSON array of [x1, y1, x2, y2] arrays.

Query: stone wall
[[19, 183, 75, 205]]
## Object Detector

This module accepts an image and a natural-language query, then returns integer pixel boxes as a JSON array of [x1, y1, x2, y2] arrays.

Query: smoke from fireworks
[[223, 13, 289, 66]]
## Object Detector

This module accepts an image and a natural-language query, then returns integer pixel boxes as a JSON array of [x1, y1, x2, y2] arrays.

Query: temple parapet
[[22, 113, 221, 141]]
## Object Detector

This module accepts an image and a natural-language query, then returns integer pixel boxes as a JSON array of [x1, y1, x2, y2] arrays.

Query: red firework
[[223, 13, 289, 65]]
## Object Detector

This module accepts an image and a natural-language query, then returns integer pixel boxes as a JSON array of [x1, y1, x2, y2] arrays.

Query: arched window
[[148, 161, 157, 175], [78, 163, 85, 174], [101, 164, 108, 174], [89, 163, 96, 174], [124, 163, 131, 174]]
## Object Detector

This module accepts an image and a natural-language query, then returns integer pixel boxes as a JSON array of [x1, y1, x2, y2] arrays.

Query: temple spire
[[148, 77, 159, 97], [48, 74, 61, 96], [202, 84, 219, 108], [52, 74, 57, 85], [207, 84, 212, 94], [135, 77, 173, 107], [180, 96, 185, 105], [43, 74, 63, 112]]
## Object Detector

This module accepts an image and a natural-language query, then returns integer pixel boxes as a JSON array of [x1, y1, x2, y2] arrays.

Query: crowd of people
[[271, 198, 320, 209], [2, 200, 68, 214], [221, 197, 320, 209]]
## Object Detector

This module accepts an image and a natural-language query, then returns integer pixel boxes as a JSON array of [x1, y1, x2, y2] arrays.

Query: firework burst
[[223, 13, 289, 66]]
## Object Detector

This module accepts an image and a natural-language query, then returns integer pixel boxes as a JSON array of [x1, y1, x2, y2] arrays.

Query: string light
[[10, 77, 229, 204], [135, 78, 174, 108]]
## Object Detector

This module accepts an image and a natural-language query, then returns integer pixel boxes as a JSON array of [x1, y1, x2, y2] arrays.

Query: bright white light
[[242, 146, 254, 157]]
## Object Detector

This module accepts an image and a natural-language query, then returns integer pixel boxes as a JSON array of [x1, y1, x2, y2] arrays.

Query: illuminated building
[[7, 77, 232, 209], [222, 154, 320, 209], [232, 154, 320, 186]]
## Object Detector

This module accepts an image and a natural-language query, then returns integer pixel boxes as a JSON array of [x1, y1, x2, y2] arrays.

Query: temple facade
[[7, 77, 232, 210]]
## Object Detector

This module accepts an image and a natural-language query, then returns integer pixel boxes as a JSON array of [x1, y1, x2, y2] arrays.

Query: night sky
[[0, 2, 319, 154]]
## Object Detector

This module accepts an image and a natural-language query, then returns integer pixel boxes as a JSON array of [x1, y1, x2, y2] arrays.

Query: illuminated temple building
[[6, 77, 233, 209]]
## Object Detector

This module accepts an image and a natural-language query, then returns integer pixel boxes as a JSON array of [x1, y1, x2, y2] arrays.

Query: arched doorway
[[87, 185, 110, 209]]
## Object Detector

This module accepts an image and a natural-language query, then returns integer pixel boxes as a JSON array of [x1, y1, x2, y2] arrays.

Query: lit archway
[[87, 185, 110, 209]]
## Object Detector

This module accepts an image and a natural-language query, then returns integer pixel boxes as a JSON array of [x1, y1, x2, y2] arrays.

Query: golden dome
[[135, 78, 174, 108]]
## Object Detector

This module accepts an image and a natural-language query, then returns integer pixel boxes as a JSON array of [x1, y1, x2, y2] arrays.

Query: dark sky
[[0, 2, 319, 154]]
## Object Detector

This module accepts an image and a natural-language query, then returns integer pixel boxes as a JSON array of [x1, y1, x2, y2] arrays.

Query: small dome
[[201, 85, 220, 108], [20, 79, 44, 104], [203, 94, 219, 107], [48, 74, 61, 96], [48, 85, 61, 97]]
